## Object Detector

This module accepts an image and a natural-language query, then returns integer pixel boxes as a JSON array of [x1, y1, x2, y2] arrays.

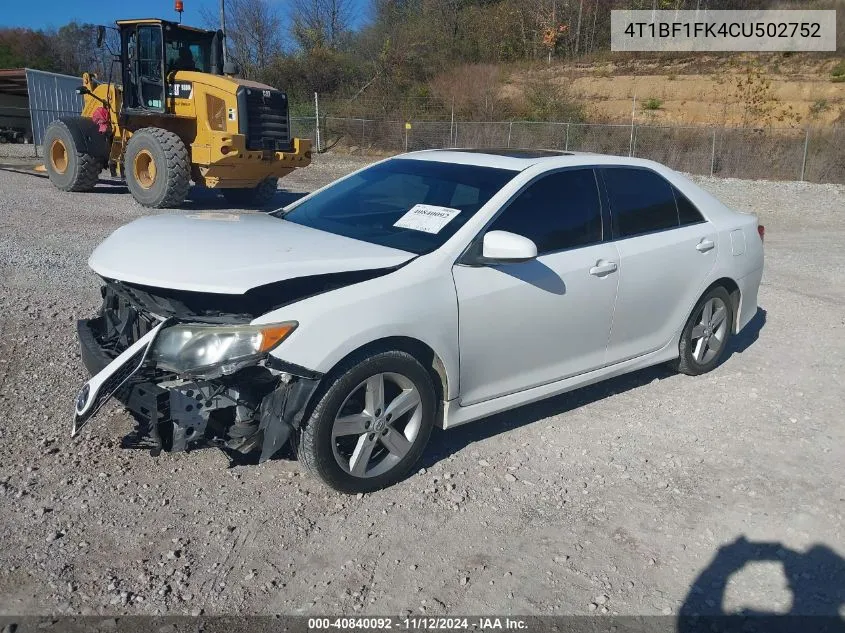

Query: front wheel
[[298, 351, 436, 493], [674, 286, 734, 376], [124, 128, 190, 208]]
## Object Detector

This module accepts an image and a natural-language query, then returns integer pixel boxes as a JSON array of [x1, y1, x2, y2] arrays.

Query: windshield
[[278, 159, 517, 254]]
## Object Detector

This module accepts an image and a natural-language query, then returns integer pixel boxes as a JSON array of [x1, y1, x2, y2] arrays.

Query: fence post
[[507, 121, 513, 148], [313, 92, 321, 153], [450, 103, 455, 147], [565, 122, 570, 151], [631, 125, 638, 157], [362, 118, 365, 147], [800, 128, 810, 182], [710, 129, 716, 177]]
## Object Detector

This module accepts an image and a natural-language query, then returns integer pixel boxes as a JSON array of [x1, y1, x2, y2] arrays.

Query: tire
[[298, 350, 437, 494], [124, 128, 190, 208], [674, 286, 734, 376], [221, 177, 279, 207], [42, 120, 102, 192]]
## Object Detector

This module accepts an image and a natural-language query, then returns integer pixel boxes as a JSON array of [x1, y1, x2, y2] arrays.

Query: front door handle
[[696, 238, 715, 252], [590, 260, 618, 277]]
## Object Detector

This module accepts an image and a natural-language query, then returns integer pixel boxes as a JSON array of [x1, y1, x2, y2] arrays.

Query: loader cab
[[118, 19, 225, 113]]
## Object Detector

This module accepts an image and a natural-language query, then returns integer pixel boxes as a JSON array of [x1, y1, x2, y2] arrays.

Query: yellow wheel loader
[[43, 19, 311, 208]]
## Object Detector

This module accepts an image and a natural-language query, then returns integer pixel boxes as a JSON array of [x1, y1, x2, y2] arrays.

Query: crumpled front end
[[76, 281, 321, 461]]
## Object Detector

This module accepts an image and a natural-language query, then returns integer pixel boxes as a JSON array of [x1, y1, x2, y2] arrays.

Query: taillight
[[220, 145, 232, 155], [757, 225, 765, 243]]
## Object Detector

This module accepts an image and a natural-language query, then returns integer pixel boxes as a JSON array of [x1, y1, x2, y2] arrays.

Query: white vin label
[[394, 204, 461, 234]]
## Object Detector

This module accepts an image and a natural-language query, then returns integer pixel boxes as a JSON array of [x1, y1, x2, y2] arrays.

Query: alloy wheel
[[331, 372, 423, 478], [690, 296, 729, 364]]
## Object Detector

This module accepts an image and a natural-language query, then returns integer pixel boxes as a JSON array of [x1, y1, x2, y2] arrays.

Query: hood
[[89, 212, 415, 294]]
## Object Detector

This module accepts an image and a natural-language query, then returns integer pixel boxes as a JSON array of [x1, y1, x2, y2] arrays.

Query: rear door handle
[[696, 239, 715, 252], [589, 260, 618, 277]]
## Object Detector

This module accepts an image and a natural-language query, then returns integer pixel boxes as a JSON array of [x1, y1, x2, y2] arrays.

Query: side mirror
[[96, 25, 106, 48], [482, 230, 538, 263], [223, 61, 240, 76]]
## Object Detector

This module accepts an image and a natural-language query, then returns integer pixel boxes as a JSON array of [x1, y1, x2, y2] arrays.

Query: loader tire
[[221, 177, 279, 207], [125, 127, 190, 208], [43, 119, 102, 192]]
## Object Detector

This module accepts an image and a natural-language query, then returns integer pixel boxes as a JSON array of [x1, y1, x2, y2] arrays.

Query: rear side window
[[603, 167, 679, 238], [674, 187, 705, 225], [489, 169, 602, 254]]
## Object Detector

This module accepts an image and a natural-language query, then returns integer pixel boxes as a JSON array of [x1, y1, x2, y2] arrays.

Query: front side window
[[279, 159, 517, 255], [603, 167, 679, 238], [488, 169, 603, 254]]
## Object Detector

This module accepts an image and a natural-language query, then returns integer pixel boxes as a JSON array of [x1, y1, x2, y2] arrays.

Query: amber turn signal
[[258, 323, 298, 352]]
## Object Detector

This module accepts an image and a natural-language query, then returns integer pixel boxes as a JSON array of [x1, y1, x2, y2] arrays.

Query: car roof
[[401, 148, 670, 172]]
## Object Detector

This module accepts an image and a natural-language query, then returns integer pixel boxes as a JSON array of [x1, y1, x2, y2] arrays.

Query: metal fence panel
[[712, 127, 807, 181], [803, 128, 845, 184], [25, 69, 84, 147], [631, 125, 715, 175], [290, 116, 315, 144], [568, 123, 634, 156], [453, 122, 510, 148]]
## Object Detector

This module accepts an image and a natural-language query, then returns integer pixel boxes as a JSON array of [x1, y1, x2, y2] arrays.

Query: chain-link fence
[[4, 105, 842, 184], [297, 116, 844, 184]]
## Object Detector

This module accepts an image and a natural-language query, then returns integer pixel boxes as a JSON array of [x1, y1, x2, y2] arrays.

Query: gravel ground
[[0, 155, 843, 619]]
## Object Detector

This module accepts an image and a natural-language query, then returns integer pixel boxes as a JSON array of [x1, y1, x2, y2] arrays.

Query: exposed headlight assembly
[[150, 322, 297, 376]]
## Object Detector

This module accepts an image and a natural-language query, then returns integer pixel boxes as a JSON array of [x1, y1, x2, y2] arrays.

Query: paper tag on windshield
[[393, 204, 461, 234]]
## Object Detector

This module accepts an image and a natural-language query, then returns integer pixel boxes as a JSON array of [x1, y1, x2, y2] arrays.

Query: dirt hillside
[[503, 55, 845, 127]]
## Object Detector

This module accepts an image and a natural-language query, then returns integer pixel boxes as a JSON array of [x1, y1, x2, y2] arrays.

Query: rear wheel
[[221, 177, 279, 207], [298, 350, 436, 493], [124, 128, 190, 208], [674, 286, 734, 376], [42, 120, 101, 192]]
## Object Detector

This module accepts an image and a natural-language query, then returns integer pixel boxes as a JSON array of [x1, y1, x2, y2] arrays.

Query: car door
[[452, 168, 620, 407], [601, 167, 718, 364]]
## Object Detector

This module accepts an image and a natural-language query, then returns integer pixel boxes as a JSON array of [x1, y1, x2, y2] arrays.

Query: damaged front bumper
[[74, 316, 321, 462]]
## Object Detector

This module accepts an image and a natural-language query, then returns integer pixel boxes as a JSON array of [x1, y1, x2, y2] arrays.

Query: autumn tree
[[291, 0, 354, 51], [203, 0, 284, 78]]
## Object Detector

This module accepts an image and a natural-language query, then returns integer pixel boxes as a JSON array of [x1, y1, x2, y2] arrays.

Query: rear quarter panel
[[658, 169, 764, 336]]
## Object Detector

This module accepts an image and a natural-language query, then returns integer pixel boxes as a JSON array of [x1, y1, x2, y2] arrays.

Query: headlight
[[150, 321, 297, 375]]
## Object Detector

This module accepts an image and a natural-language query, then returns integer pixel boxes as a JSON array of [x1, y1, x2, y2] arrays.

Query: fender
[[58, 115, 110, 161]]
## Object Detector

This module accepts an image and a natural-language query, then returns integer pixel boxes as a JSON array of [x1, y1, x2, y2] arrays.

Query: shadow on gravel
[[90, 181, 129, 194], [677, 535, 845, 632], [420, 307, 768, 469], [0, 165, 47, 177], [725, 307, 767, 359]]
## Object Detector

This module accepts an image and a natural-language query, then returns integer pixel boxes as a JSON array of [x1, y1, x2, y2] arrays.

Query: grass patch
[[642, 97, 663, 111]]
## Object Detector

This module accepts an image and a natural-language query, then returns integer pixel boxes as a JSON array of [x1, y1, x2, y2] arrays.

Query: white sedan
[[73, 149, 764, 493]]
